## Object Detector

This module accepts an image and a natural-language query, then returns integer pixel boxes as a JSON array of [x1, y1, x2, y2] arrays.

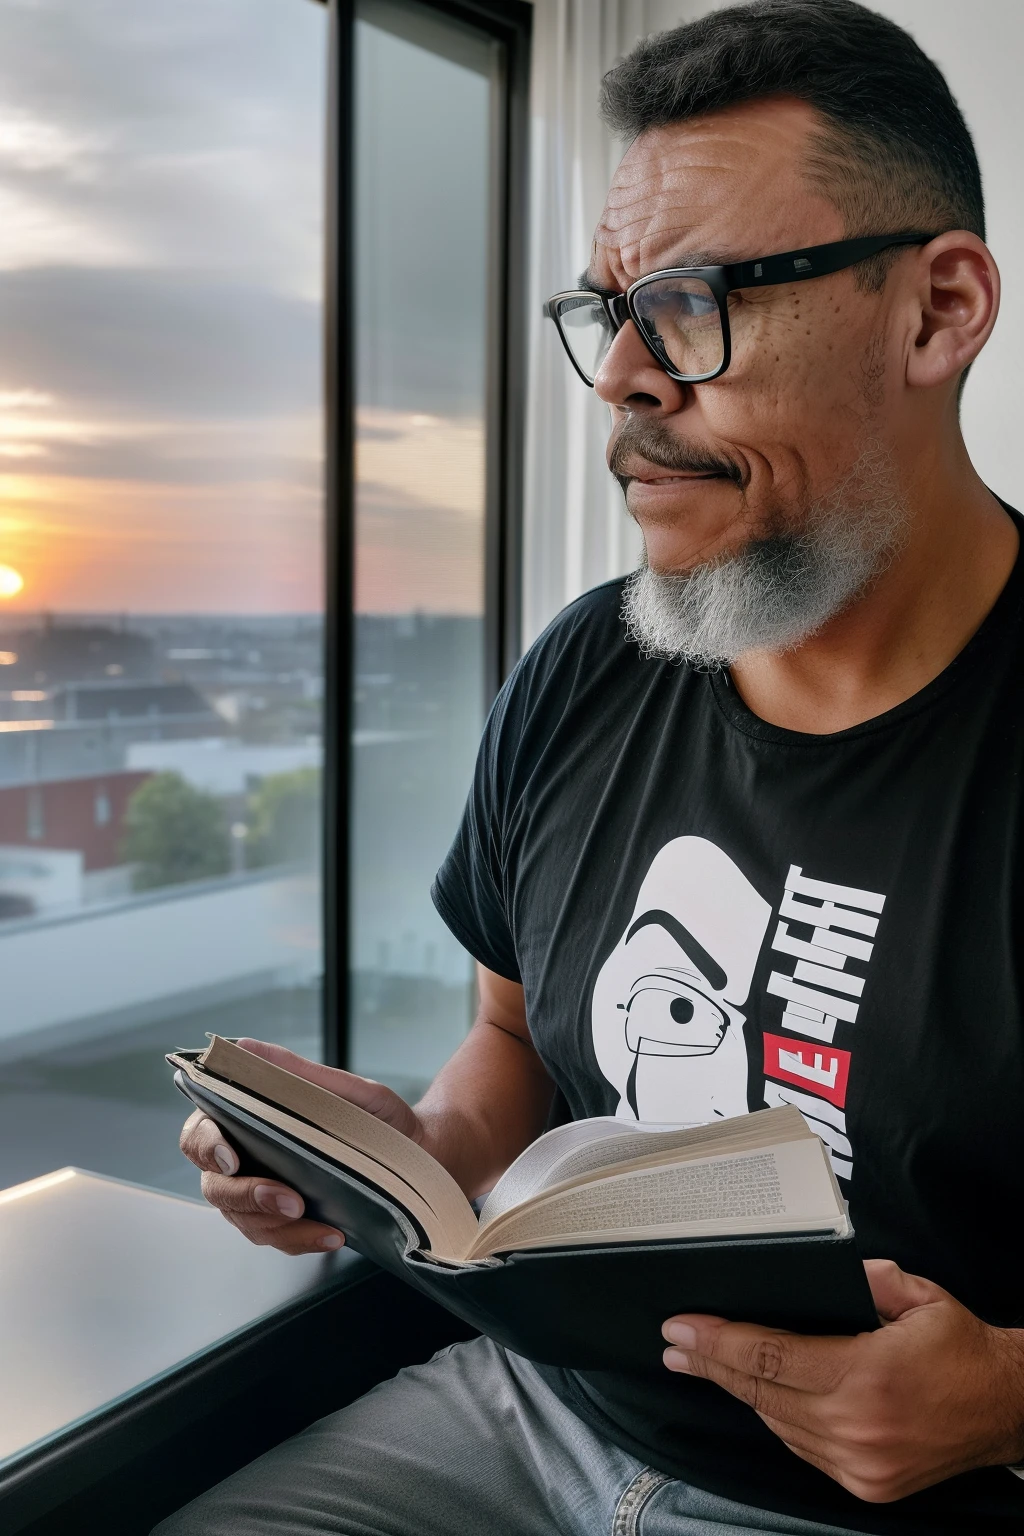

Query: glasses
[[545, 232, 939, 387]]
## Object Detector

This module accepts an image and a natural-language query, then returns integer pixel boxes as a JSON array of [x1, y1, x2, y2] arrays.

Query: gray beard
[[620, 444, 909, 669]]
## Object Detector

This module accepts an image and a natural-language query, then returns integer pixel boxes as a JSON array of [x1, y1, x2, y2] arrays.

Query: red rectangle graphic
[[763, 1031, 851, 1108]]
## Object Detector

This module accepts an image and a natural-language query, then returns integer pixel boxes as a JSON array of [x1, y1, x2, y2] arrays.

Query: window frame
[[321, 0, 531, 1067]]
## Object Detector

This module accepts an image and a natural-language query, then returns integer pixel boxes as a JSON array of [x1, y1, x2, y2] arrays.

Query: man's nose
[[594, 318, 690, 414]]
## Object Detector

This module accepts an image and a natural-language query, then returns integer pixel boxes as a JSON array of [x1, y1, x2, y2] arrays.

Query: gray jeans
[[153, 1335, 862, 1536]]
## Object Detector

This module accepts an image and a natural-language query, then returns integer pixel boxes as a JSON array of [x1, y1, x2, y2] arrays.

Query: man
[[158, 1, 1024, 1532]]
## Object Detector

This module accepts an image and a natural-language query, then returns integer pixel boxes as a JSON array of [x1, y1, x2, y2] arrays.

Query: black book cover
[[176, 1071, 878, 1370]]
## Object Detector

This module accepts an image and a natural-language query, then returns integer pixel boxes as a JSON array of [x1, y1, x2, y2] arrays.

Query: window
[[0, 0, 528, 1198], [0, 0, 329, 1196], [25, 788, 44, 843], [347, 3, 488, 1099], [331, 0, 529, 1097]]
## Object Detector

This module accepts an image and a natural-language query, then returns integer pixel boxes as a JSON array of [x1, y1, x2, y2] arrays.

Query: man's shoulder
[[521, 576, 632, 673], [487, 577, 637, 749]]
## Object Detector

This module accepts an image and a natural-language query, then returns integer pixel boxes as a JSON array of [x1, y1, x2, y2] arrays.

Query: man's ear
[[905, 232, 999, 390]]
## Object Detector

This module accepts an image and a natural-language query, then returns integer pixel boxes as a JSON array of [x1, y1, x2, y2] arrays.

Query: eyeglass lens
[[553, 295, 615, 383], [631, 276, 724, 379], [555, 277, 725, 384]]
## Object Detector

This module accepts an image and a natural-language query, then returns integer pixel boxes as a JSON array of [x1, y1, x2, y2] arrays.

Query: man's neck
[[728, 467, 1019, 735]]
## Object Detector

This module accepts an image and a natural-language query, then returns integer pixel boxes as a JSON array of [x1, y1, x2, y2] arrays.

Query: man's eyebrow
[[579, 253, 738, 294], [625, 909, 728, 993], [578, 269, 619, 297]]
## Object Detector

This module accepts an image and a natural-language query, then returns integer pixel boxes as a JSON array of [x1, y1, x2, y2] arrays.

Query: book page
[[481, 1119, 701, 1223], [469, 1136, 845, 1260], [480, 1105, 811, 1225], [196, 1037, 477, 1254]]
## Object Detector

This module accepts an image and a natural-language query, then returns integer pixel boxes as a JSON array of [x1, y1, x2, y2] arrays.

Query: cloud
[[0, 0, 497, 614], [0, 0, 327, 292], [0, 265, 322, 421], [0, 109, 104, 176]]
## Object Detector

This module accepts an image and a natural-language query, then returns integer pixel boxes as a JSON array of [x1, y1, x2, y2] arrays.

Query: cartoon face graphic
[[592, 837, 771, 1123]]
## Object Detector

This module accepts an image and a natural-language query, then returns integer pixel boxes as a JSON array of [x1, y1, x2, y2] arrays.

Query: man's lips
[[632, 471, 724, 483], [619, 459, 731, 485]]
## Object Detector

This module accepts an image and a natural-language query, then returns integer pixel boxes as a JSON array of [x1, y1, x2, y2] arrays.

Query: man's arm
[[179, 964, 552, 1251], [662, 1259, 1024, 1502], [413, 965, 555, 1198]]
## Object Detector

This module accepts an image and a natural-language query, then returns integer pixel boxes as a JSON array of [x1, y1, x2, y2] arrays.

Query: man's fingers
[[200, 1170, 305, 1219], [662, 1314, 856, 1394], [183, 1104, 346, 1257], [219, 1211, 345, 1256], [180, 1110, 239, 1175], [663, 1344, 812, 1424], [863, 1258, 941, 1321], [235, 1039, 418, 1135], [236, 1039, 387, 1115]]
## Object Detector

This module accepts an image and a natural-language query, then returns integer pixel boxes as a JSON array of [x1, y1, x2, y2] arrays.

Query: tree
[[246, 767, 321, 868], [121, 772, 230, 891]]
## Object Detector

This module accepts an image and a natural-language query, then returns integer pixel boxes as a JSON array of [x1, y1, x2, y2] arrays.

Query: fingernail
[[664, 1322, 698, 1348], [213, 1144, 238, 1176], [664, 1348, 692, 1371], [255, 1185, 302, 1218], [319, 1233, 343, 1250]]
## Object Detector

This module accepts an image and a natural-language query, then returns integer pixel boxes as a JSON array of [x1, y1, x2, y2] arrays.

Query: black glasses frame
[[544, 232, 940, 387]]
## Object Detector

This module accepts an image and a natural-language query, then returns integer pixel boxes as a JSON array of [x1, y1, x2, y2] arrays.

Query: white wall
[[524, 0, 1024, 641], [0, 869, 320, 1056], [0, 846, 82, 913]]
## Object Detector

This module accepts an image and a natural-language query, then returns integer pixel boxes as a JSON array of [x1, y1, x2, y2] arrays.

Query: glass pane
[[0, 0, 328, 1197], [352, 3, 497, 1099]]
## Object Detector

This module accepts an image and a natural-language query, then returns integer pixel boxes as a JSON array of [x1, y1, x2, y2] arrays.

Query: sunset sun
[[0, 564, 24, 599]]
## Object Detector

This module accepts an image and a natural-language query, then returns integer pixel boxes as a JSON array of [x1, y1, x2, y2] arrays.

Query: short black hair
[[600, 0, 984, 286]]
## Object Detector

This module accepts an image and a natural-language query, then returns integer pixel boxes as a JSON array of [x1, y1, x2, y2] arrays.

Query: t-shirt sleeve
[[431, 675, 521, 984]]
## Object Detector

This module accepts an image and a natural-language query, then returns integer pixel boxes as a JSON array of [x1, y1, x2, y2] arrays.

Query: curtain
[[521, 0, 690, 647]]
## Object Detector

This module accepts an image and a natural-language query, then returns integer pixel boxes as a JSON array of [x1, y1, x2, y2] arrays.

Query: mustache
[[608, 417, 744, 491]]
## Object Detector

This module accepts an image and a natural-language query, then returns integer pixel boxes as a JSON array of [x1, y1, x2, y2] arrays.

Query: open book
[[170, 1036, 849, 1265], [168, 1038, 875, 1367]]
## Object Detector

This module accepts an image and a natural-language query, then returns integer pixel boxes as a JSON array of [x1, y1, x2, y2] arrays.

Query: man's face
[[590, 97, 896, 577]]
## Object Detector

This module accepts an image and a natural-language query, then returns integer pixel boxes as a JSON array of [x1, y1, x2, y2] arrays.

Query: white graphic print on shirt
[[762, 864, 885, 1181], [591, 841, 886, 1181], [591, 837, 771, 1124]]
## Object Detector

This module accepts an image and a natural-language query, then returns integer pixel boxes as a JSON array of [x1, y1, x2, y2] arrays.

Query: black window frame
[[320, 0, 532, 1068]]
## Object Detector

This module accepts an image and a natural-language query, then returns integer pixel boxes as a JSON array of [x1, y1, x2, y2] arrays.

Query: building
[[0, 682, 223, 790], [0, 770, 152, 873], [0, 620, 156, 688]]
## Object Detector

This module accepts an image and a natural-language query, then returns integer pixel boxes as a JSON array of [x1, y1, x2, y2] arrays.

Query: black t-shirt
[[431, 513, 1024, 1534]]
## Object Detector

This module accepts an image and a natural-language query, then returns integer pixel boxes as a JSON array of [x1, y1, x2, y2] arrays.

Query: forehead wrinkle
[[603, 154, 744, 209], [595, 208, 735, 284], [599, 162, 743, 235], [595, 104, 833, 286], [596, 163, 751, 284]]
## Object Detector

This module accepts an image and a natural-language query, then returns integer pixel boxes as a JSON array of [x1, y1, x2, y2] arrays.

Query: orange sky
[[0, 405, 325, 614], [0, 409, 484, 617], [354, 410, 485, 616]]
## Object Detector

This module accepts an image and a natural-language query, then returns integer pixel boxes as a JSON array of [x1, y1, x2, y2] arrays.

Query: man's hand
[[180, 966, 551, 1256], [180, 1038, 425, 1257], [662, 1259, 1024, 1503]]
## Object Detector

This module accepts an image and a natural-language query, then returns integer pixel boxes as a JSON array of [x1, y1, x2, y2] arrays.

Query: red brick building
[[0, 771, 152, 870]]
